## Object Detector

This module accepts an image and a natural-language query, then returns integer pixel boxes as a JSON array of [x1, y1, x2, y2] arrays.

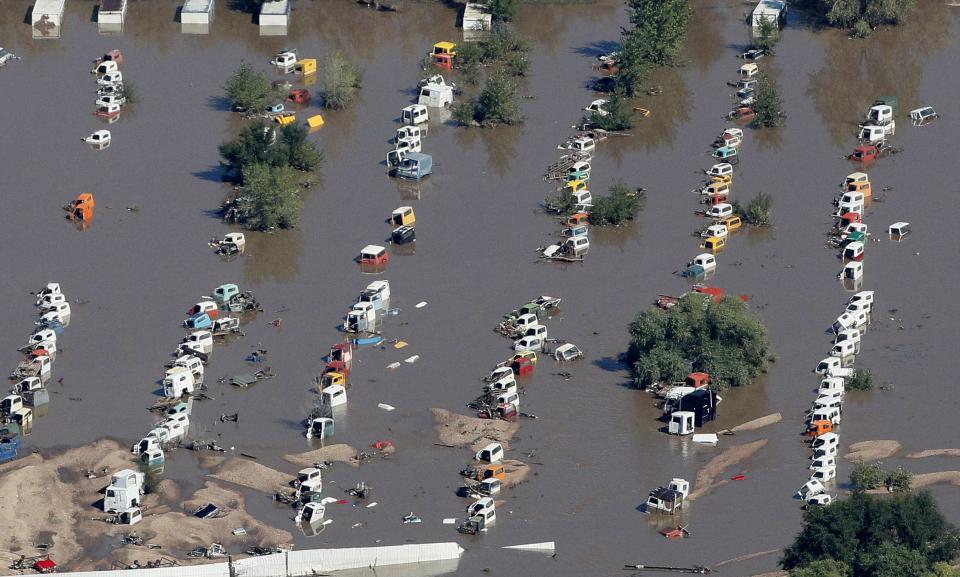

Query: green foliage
[[754, 16, 780, 51], [733, 192, 774, 226], [483, 0, 519, 23], [321, 52, 362, 110], [930, 562, 960, 577], [219, 122, 323, 181], [456, 71, 523, 127], [850, 462, 885, 492], [781, 491, 960, 575], [625, 0, 692, 66], [224, 62, 276, 112], [591, 183, 645, 226], [233, 164, 303, 231], [751, 73, 785, 128], [847, 369, 874, 391], [280, 123, 324, 172], [885, 467, 913, 493], [788, 559, 851, 577], [455, 25, 530, 85], [852, 19, 873, 37], [823, 0, 914, 31], [859, 543, 929, 577], [588, 91, 634, 131], [627, 295, 771, 390], [826, 0, 861, 27], [117, 81, 138, 104], [611, 32, 651, 96]]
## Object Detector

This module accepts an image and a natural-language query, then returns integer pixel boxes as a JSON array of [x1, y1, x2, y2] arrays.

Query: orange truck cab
[[847, 180, 872, 199], [685, 372, 710, 389], [478, 464, 505, 481], [805, 419, 833, 438], [67, 193, 95, 222], [565, 211, 590, 227], [431, 42, 456, 69]]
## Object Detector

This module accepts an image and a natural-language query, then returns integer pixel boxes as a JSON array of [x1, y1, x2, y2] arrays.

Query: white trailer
[[751, 0, 786, 34], [98, 0, 127, 32], [259, 0, 289, 35], [181, 0, 214, 33], [32, 0, 65, 38], [462, 2, 491, 41]]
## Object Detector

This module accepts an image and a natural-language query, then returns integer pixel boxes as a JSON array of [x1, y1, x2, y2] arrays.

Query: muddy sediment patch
[[431, 408, 518, 448], [209, 458, 295, 494], [688, 439, 768, 501], [843, 440, 901, 462], [283, 444, 359, 468], [729, 413, 782, 433], [906, 449, 960, 459]]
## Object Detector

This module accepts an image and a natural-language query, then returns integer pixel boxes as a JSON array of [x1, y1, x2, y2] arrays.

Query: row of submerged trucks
[[453, 297, 585, 534], [112, 283, 257, 525], [385, 69, 457, 181], [84, 50, 129, 150], [799, 126, 889, 505], [3, 283, 73, 464]]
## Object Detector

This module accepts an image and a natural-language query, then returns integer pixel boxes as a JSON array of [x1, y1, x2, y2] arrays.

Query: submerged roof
[[34, 0, 66, 14], [182, 0, 214, 13]]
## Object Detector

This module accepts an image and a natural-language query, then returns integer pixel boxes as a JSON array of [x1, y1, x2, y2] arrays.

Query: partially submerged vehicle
[[645, 478, 689, 514]]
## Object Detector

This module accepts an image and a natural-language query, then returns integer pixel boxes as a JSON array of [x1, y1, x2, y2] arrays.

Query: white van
[[830, 340, 857, 359], [811, 432, 839, 451], [810, 466, 837, 483], [813, 444, 839, 459], [810, 456, 837, 470], [707, 203, 734, 219], [818, 377, 845, 396], [832, 310, 868, 334], [811, 406, 842, 425]]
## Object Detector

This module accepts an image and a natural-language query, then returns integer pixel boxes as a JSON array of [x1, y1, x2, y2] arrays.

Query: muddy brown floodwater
[[2, 0, 960, 575]]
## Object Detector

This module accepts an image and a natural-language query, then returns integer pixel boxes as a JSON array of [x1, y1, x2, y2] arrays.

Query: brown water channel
[[2, 0, 960, 574]]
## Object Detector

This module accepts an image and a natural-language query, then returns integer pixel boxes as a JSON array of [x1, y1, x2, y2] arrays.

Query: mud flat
[[283, 444, 359, 468], [843, 440, 901, 462], [728, 413, 782, 433], [687, 439, 768, 501], [209, 458, 295, 494], [907, 449, 960, 459], [431, 408, 518, 448], [0, 440, 291, 572]]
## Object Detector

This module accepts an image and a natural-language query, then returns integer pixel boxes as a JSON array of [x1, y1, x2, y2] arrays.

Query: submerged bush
[[850, 462, 885, 492], [733, 192, 774, 226], [591, 183, 645, 226], [751, 73, 785, 128], [320, 52, 362, 110], [224, 62, 277, 112], [846, 368, 874, 391], [232, 163, 303, 231]]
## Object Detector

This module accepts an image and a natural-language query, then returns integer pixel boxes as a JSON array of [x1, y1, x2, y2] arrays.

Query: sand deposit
[[687, 439, 768, 501], [283, 444, 359, 468], [431, 408, 518, 448], [0, 440, 291, 574], [843, 440, 901, 462], [729, 413, 782, 433], [907, 449, 960, 459], [210, 458, 294, 494]]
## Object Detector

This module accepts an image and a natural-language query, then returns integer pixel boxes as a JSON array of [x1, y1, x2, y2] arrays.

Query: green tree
[[473, 71, 523, 126], [788, 559, 851, 577], [280, 123, 323, 172], [782, 491, 960, 575], [751, 73, 785, 128], [588, 91, 634, 131], [625, 0, 693, 65], [482, 0, 518, 23], [219, 122, 323, 181], [627, 295, 771, 390], [320, 52, 362, 110], [864, 0, 914, 26], [733, 192, 774, 226], [885, 467, 913, 493], [611, 31, 651, 97], [591, 183, 645, 225], [930, 562, 960, 577], [850, 462, 885, 492], [224, 62, 276, 112], [826, 0, 861, 28], [754, 16, 780, 52], [234, 163, 303, 231], [847, 369, 874, 391], [859, 543, 929, 577]]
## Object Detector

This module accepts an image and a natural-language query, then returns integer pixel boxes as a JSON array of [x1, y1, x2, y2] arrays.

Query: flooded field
[[2, 0, 960, 574]]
